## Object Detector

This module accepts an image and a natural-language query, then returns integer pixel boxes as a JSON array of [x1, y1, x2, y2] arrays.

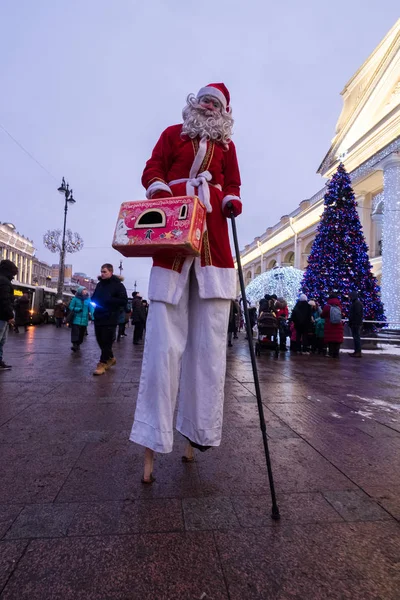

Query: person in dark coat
[[227, 300, 239, 347], [291, 294, 313, 353], [259, 294, 271, 315], [91, 264, 128, 375], [131, 292, 147, 345], [348, 291, 364, 358], [14, 293, 30, 332], [0, 260, 18, 370], [54, 300, 67, 328], [321, 294, 344, 358]]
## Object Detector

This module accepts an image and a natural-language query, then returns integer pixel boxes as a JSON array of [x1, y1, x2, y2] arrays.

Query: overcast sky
[[1, 1, 398, 295]]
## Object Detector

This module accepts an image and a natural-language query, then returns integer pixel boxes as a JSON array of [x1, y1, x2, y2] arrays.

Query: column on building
[[250, 263, 255, 280], [356, 191, 369, 236], [276, 248, 282, 266], [294, 237, 302, 269], [22, 256, 27, 283], [380, 152, 400, 327]]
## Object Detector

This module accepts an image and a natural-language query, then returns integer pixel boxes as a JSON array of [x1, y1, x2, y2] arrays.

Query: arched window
[[135, 209, 166, 229], [267, 259, 277, 270], [283, 251, 294, 266]]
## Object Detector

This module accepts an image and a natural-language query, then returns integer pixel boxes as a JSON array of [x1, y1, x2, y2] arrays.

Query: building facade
[[32, 258, 52, 287], [239, 19, 400, 322], [0, 222, 35, 284], [51, 263, 73, 287], [71, 273, 97, 294]]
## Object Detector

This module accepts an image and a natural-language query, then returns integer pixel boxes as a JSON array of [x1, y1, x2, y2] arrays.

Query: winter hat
[[299, 294, 308, 302], [197, 83, 230, 111], [349, 291, 358, 300], [0, 259, 18, 277], [75, 286, 86, 299], [277, 297, 287, 308]]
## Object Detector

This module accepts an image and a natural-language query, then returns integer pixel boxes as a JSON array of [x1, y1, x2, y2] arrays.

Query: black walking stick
[[228, 204, 280, 520]]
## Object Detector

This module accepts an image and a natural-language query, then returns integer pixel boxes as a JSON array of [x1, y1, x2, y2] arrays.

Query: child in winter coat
[[315, 317, 326, 355], [68, 286, 94, 352], [289, 320, 297, 352]]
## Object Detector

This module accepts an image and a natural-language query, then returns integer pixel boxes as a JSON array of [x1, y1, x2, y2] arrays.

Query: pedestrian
[[245, 305, 258, 339], [233, 299, 240, 339], [0, 260, 19, 370], [117, 301, 130, 341], [291, 294, 313, 354], [227, 299, 238, 347], [131, 292, 147, 345], [91, 264, 128, 376], [289, 320, 297, 352], [54, 300, 66, 328], [129, 82, 242, 483], [321, 293, 344, 358], [259, 294, 271, 315], [275, 297, 289, 351], [315, 316, 326, 355], [14, 292, 30, 332], [68, 286, 94, 352], [348, 291, 364, 358]]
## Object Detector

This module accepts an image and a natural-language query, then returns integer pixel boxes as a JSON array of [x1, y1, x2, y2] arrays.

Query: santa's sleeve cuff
[[222, 195, 242, 217], [146, 181, 173, 199]]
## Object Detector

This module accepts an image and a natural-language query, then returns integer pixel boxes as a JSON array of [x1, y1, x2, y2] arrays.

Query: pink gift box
[[112, 196, 206, 258]]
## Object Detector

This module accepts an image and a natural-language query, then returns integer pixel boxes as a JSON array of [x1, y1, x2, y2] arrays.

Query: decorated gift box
[[112, 196, 206, 258]]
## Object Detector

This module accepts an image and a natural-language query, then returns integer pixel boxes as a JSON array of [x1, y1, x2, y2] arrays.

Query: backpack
[[330, 305, 342, 325]]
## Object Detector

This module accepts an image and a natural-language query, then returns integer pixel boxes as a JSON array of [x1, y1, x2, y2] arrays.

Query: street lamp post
[[57, 177, 76, 299]]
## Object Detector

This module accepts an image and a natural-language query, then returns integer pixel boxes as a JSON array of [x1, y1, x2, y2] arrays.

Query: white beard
[[115, 218, 128, 244], [181, 95, 234, 147]]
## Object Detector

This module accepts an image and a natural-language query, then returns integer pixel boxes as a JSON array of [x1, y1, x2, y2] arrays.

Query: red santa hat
[[196, 83, 230, 111]]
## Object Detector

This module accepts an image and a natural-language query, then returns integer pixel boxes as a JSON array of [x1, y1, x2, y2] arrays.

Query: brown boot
[[349, 352, 362, 358], [93, 362, 107, 376], [106, 357, 117, 369]]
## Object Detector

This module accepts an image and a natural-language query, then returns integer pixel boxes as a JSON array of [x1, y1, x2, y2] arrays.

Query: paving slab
[[0, 326, 399, 598]]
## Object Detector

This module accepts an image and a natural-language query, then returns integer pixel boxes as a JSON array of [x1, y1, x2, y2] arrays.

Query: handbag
[[66, 310, 75, 325]]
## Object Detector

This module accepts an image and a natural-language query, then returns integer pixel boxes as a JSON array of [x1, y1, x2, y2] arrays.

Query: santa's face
[[198, 95, 221, 114]]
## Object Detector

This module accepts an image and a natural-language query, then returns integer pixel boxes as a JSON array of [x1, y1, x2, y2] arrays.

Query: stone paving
[[0, 324, 399, 599]]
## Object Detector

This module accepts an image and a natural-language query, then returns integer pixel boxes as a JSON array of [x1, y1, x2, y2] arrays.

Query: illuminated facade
[[0, 222, 35, 284], [239, 19, 400, 322]]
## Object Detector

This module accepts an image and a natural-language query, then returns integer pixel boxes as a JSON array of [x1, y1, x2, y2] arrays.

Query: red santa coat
[[142, 124, 242, 305]]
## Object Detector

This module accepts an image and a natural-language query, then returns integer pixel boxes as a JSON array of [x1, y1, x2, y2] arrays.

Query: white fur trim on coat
[[197, 86, 227, 109], [194, 262, 237, 300], [146, 181, 173, 199], [189, 136, 208, 179], [148, 259, 237, 306], [221, 195, 241, 212]]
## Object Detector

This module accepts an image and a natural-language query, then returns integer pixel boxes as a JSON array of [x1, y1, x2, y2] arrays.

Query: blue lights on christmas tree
[[301, 163, 385, 322]]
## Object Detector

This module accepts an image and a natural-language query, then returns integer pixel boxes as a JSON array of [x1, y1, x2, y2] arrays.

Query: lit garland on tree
[[301, 163, 385, 323], [43, 229, 84, 254], [245, 266, 304, 313]]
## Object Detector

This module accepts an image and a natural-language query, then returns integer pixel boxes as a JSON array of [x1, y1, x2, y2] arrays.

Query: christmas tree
[[301, 163, 385, 322]]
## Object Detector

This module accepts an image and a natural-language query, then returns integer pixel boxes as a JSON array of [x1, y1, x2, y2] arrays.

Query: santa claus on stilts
[[129, 83, 242, 483]]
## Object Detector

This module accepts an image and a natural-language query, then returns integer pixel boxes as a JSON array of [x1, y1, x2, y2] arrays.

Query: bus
[[12, 283, 74, 325]]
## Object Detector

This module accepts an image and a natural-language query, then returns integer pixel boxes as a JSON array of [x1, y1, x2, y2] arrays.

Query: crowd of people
[[0, 259, 150, 373], [225, 291, 364, 359], [243, 291, 364, 358]]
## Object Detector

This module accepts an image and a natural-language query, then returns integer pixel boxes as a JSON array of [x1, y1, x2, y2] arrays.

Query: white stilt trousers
[[129, 269, 230, 453]]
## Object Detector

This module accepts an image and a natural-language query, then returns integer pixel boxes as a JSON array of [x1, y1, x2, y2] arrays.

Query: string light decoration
[[43, 229, 84, 254], [300, 163, 385, 324], [245, 266, 304, 312], [380, 153, 400, 328]]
